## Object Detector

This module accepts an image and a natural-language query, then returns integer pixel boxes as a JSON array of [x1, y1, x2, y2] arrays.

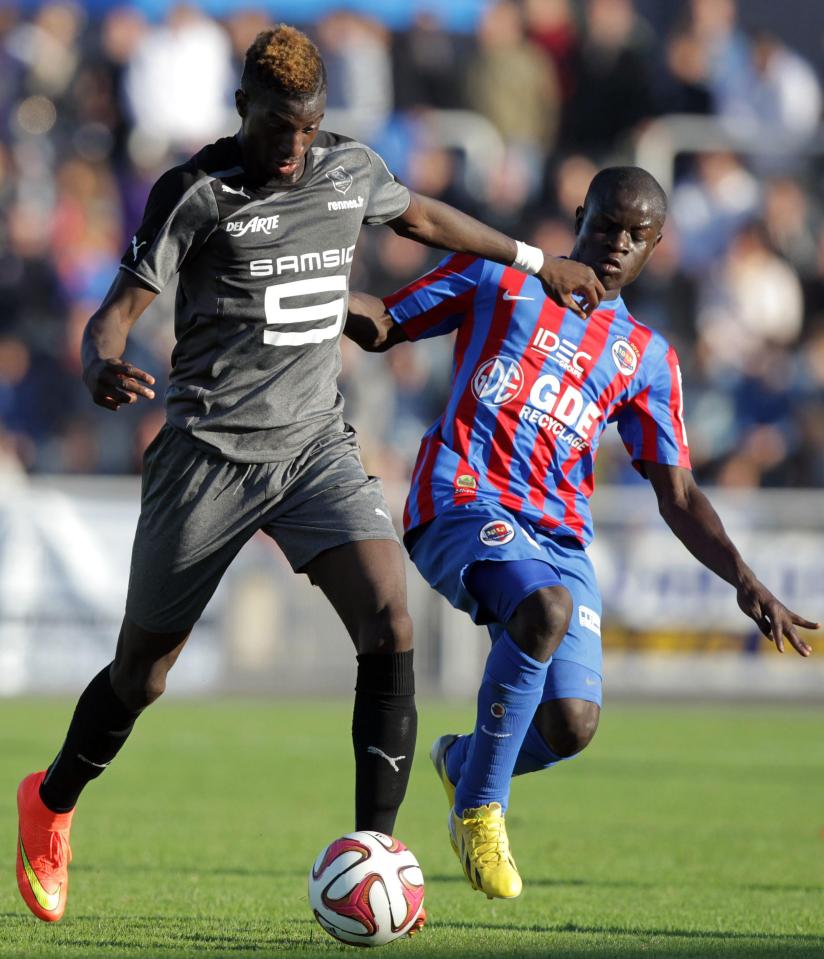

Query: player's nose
[[607, 229, 630, 254], [277, 130, 305, 159]]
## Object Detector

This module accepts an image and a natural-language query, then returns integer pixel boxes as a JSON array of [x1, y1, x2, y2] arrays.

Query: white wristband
[[512, 240, 544, 276]]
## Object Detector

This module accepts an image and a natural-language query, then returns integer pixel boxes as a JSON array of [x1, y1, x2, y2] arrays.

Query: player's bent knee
[[541, 700, 600, 758], [509, 585, 573, 661], [111, 618, 190, 711], [110, 667, 167, 712], [357, 605, 413, 655]]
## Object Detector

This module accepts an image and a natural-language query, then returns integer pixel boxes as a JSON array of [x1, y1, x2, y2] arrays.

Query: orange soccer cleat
[[16, 771, 74, 922], [407, 905, 427, 937]]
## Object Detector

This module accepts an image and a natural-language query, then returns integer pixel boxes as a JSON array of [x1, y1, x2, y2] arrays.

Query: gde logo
[[472, 356, 524, 407]]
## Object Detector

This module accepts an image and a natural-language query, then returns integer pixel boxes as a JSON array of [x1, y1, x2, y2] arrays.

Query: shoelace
[[462, 813, 509, 865], [33, 828, 71, 880]]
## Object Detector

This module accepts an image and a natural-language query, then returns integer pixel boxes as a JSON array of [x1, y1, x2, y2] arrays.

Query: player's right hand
[[83, 358, 156, 411], [537, 257, 605, 319]]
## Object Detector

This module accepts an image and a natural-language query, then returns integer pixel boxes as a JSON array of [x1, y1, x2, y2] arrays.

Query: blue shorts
[[406, 502, 603, 705]]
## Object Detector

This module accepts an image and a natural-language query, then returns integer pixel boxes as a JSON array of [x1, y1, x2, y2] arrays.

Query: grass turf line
[[1, 699, 823, 958]]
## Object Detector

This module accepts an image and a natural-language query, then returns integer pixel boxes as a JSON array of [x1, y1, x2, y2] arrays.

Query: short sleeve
[[362, 146, 411, 225], [615, 343, 691, 472], [119, 167, 218, 292], [384, 254, 487, 340]]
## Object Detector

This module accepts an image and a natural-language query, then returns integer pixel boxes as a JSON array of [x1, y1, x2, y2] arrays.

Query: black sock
[[352, 650, 417, 834], [39, 665, 142, 813]]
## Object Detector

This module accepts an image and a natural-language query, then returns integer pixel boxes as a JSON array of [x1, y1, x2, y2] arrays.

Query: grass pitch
[[1, 698, 822, 959]]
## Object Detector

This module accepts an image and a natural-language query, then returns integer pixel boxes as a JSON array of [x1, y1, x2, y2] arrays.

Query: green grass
[[1, 699, 823, 958]]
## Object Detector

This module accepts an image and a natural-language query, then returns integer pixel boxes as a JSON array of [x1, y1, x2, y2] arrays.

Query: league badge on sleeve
[[611, 338, 639, 376]]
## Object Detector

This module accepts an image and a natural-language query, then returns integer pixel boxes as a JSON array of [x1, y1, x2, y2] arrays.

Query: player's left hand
[[537, 257, 605, 319], [736, 580, 818, 656]]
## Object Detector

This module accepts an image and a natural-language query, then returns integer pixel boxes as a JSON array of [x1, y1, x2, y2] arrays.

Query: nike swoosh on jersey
[[19, 835, 61, 912], [502, 291, 535, 301]]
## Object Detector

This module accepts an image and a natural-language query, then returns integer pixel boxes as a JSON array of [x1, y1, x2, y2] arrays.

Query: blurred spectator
[[696, 222, 804, 378], [316, 12, 393, 143], [719, 31, 822, 148], [465, 0, 560, 190], [563, 0, 656, 156], [670, 152, 760, 273], [123, 4, 234, 154], [392, 13, 469, 111], [659, 28, 713, 115], [523, 0, 578, 102], [762, 177, 820, 278], [684, 0, 752, 120], [7, 2, 85, 102]]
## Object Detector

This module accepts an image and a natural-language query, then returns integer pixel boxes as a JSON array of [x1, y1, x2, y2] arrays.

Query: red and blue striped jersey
[[386, 254, 690, 546]]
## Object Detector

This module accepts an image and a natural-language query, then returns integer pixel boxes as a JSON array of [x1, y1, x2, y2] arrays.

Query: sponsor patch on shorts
[[479, 520, 515, 546], [578, 605, 601, 635]]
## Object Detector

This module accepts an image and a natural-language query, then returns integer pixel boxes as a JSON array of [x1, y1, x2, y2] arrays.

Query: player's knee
[[509, 585, 573, 661], [358, 604, 413, 655], [110, 667, 166, 712], [543, 701, 600, 758]]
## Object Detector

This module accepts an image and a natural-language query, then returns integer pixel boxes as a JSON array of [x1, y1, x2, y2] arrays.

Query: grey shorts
[[125, 423, 398, 632]]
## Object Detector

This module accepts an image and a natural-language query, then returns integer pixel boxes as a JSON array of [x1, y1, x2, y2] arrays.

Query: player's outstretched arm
[[645, 462, 818, 656], [388, 192, 604, 319], [81, 271, 158, 412], [344, 291, 408, 352]]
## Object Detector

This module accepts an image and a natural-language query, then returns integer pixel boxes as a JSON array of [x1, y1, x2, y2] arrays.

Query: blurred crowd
[[1, 0, 824, 492]]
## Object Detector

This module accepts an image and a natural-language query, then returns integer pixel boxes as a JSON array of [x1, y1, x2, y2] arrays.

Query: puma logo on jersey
[[221, 183, 249, 198], [226, 215, 280, 237], [131, 236, 146, 261]]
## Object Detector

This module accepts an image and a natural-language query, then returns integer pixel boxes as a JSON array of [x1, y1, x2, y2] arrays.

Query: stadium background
[[1, 0, 823, 699]]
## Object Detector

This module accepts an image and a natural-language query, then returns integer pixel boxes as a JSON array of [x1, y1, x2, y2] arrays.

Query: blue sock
[[452, 632, 550, 813]]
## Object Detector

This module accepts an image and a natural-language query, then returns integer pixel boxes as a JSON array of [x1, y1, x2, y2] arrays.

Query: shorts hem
[[293, 530, 401, 574]]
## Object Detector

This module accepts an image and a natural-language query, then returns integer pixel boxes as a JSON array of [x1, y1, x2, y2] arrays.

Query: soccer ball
[[308, 830, 425, 947]]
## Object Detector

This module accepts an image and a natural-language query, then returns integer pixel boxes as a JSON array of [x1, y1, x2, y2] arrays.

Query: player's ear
[[235, 88, 247, 119], [574, 205, 584, 235]]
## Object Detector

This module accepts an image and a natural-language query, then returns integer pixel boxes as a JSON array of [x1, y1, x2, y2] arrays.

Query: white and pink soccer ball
[[308, 831, 425, 947]]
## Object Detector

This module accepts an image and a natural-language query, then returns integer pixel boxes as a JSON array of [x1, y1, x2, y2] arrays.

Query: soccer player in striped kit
[[345, 166, 818, 899]]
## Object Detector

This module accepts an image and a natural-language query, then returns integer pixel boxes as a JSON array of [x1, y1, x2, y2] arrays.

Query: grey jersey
[[120, 132, 410, 462]]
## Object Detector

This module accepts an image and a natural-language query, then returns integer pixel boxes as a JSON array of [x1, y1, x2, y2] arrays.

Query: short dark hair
[[584, 166, 668, 223], [242, 25, 327, 100]]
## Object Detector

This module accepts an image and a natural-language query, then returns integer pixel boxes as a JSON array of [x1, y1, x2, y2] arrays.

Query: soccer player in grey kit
[[15, 25, 604, 924]]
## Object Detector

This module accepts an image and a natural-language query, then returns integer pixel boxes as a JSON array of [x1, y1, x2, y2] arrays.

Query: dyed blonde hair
[[242, 25, 326, 99]]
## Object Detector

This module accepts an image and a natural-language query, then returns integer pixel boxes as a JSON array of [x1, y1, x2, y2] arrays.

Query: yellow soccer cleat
[[448, 802, 522, 900], [429, 734, 458, 809]]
